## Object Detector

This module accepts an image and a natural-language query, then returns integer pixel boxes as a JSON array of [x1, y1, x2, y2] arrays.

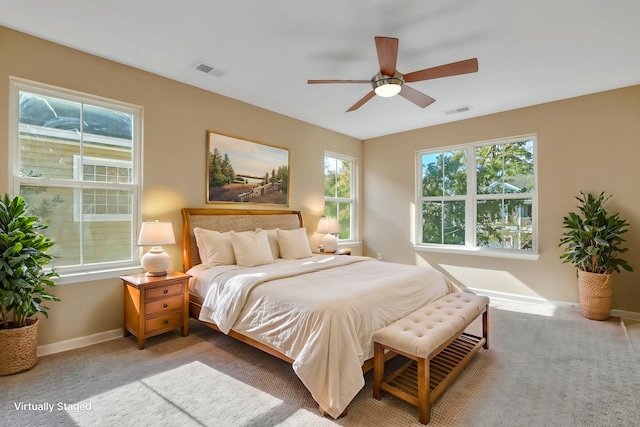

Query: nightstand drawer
[[146, 311, 183, 333], [146, 294, 183, 315], [146, 282, 183, 300]]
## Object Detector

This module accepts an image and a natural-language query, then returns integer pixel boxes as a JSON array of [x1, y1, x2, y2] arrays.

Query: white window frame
[[415, 134, 539, 260], [9, 77, 144, 283], [324, 151, 357, 243]]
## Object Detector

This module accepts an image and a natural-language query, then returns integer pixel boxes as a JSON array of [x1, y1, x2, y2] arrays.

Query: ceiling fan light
[[374, 83, 402, 97], [372, 72, 404, 97]]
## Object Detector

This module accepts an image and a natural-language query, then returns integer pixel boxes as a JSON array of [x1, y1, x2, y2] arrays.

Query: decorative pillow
[[256, 227, 280, 259], [230, 230, 274, 267], [277, 227, 312, 260], [193, 227, 236, 266]]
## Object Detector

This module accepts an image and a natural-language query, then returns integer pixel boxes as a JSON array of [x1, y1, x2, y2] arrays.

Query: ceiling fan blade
[[404, 58, 478, 83], [375, 37, 399, 76], [346, 91, 376, 112], [308, 79, 370, 84], [399, 85, 436, 108]]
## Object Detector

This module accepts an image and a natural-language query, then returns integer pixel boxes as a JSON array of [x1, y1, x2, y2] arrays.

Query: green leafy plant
[[0, 194, 59, 329], [559, 191, 633, 274]]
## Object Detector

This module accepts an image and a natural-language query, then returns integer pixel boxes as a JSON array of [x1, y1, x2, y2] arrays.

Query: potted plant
[[559, 191, 633, 320], [0, 194, 59, 375]]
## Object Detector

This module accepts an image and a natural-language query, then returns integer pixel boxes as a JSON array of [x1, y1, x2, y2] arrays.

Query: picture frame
[[206, 130, 290, 205]]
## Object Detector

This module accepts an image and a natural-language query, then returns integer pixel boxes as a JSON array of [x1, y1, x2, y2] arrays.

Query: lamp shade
[[137, 221, 175, 277], [137, 221, 176, 246], [317, 217, 340, 235]]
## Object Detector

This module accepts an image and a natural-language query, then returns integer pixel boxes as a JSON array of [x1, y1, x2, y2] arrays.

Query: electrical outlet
[[376, 252, 382, 261]]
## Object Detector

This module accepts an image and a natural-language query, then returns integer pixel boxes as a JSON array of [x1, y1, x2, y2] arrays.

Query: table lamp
[[317, 217, 340, 253], [137, 221, 176, 276]]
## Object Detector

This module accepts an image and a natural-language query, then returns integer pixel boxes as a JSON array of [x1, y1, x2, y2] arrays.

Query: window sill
[[337, 241, 362, 249], [53, 265, 144, 285], [414, 245, 540, 261]]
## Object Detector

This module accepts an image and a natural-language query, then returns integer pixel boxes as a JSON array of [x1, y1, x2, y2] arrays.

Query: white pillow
[[193, 227, 236, 266], [230, 230, 274, 267], [256, 228, 280, 259], [277, 228, 312, 260]]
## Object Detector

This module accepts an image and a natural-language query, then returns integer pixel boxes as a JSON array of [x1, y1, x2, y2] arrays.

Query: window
[[324, 153, 356, 241], [10, 78, 142, 278], [416, 135, 537, 258]]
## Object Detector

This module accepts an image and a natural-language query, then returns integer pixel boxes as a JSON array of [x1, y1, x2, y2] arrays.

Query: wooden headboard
[[181, 208, 303, 271]]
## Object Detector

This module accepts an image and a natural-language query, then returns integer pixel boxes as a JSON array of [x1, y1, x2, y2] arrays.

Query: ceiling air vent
[[195, 63, 226, 78], [443, 106, 471, 115]]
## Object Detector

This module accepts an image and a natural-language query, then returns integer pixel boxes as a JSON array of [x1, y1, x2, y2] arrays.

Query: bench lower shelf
[[380, 333, 485, 406]]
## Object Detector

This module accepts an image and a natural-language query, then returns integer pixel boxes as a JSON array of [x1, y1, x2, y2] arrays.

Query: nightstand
[[121, 271, 191, 349], [313, 249, 351, 255]]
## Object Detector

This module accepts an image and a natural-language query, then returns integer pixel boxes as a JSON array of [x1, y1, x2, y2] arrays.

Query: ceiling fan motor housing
[[371, 71, 404, 96]]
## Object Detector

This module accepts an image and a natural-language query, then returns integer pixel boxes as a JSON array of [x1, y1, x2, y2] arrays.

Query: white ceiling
[[2, 0, 640, 140]]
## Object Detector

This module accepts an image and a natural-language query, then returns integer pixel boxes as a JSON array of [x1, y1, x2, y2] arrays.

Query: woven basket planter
[[578, 270, 613, 321], [0, 318, 39, 376]]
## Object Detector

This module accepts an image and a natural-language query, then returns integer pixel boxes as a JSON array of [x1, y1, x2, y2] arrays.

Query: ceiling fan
[[308, 36, 478, 112]]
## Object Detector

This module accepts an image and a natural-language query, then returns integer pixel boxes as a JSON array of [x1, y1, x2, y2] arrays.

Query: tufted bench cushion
[[373, 292, 489, 424], [372, 292, 489, 359]]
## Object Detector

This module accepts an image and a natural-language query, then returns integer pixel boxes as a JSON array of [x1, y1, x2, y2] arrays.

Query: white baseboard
[[37, 328, 122, 357], [469, 287, 640, 320], [612, 309, 640, 322]]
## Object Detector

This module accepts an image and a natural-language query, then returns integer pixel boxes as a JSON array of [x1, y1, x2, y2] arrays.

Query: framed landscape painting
[[206, 130, 290, 205]]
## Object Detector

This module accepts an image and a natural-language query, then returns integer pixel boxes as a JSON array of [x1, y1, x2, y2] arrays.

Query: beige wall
[[0, 27, 362, 345], [363, 85, 640, 312]]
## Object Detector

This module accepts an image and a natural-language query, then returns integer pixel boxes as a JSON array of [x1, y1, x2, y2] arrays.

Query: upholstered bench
[[373, 292, 489, 424]]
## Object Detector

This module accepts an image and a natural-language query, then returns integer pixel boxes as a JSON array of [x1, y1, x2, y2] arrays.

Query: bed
[[181, 208, 458, 418]]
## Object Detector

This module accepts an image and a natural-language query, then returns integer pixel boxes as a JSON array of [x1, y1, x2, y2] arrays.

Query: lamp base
[[141, 246, 170, 277], [145, 270, 168, 277], [322, 234, 338, 253]]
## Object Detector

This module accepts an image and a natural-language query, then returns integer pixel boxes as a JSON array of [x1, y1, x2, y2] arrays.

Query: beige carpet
[[2, 299, 639, 427]]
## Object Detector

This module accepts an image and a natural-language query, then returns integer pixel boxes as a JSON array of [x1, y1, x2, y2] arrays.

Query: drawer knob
[[164, 319, 169, 324], [163, 303, 168, 308], [163, 289, 168, 294]]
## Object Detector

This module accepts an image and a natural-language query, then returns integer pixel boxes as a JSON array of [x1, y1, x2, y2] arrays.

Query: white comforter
[[189, 255, 457, 418]]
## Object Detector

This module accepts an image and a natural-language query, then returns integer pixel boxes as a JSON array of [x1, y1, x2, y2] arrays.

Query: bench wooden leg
[[417, 357, 430, 424], [482, 306, 489, 349], [373, 342, 384, 400]]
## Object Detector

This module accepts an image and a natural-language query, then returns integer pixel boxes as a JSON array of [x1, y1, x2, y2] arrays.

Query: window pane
[[324, 201, 337, 219], [422, 201, 465, 245], [335, 159, 351, 198], [477, 141, 534, 195], [421, 153, 443, 197], [80, 104, 133, 174], [443, 201, 465, 245], [443, 150, 467, 196], [477, 198, 533, 250], [20, 186, 80, 266], [476, 144, 504, 195], [324, 156, 338, 197], [503, 140, 534, 193], [337, 202, 351, 240], [21, 186, 134, 267], [19, 93, 81, 180], [504, 198, 533, 250], [476, 199, 502, 247], [422, 201, 442, 243], [421, 150, 466, 197]]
